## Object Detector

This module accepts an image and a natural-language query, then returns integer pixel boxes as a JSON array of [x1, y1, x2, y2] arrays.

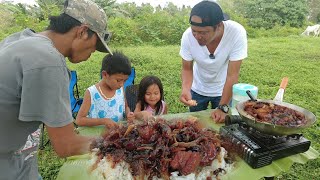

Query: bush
[[108, 17, 143, 46], [247, 24, 305, 38]]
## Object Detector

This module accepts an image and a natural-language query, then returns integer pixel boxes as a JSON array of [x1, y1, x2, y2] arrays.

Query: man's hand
[[180, 89, 197, 106], [187, 99, 198, 106], [211, 109, 227, 123], [179, 89, 191, 106]]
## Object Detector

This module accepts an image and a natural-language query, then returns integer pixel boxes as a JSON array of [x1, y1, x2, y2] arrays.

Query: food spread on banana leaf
[[90, 117, 234, 180]]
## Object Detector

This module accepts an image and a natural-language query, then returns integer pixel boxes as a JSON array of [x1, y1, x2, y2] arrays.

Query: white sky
[[116, 0, 202, 8], [10, 0, 203, 8]]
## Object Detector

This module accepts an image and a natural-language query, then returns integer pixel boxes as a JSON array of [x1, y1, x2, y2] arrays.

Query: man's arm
[[46, 123, 94, 158], [220, 60, 242, 105], [212, 60, 242, 123], [180, 59, 194, 105]]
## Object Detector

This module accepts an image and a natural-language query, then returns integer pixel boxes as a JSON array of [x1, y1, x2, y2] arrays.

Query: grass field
[[38, 36, 320, 179]]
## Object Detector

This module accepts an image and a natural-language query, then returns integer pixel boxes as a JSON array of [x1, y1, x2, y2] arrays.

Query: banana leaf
[[57, 110, 319, 180]]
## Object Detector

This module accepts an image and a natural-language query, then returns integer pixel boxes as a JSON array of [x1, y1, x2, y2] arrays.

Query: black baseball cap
[[189, 1, 229, 27]]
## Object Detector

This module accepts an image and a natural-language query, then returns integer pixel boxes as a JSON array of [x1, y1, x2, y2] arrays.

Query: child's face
[[103, 72, 128, 90], [144, 84, 161, 107]]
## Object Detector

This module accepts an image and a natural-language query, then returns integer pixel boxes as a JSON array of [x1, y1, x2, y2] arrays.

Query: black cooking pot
[[235, 91, 316, 136]]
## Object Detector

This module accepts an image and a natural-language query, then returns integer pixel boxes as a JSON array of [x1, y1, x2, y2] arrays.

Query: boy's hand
[[104, 119, 118, 128]]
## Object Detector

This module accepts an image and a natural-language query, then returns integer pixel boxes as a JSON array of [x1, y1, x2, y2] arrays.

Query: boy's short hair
[[101, 51, 131, 75]]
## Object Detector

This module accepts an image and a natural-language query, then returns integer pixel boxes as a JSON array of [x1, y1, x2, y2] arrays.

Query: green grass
[[38, 35, 320, 179]]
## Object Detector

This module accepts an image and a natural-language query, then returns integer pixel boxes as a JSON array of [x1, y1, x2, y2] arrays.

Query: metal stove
[[219, 115, 311, 169]]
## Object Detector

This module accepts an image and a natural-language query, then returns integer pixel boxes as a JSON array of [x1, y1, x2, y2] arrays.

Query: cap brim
[[223, 13, 230, 21], [96, 33, 113, 55]]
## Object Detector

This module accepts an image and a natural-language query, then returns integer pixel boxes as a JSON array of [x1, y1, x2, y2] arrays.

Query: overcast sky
[[116, 0, 202, 8], [11, 0, 203, 7]]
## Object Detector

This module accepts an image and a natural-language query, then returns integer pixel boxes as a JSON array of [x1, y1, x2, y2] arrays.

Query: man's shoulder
[[1, 30, 56, 56], [183, 27, 192, 35], [4, 30, 65, 71]]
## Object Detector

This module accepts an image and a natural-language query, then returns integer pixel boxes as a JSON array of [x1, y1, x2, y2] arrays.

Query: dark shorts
[[189, 90, 221, 112]]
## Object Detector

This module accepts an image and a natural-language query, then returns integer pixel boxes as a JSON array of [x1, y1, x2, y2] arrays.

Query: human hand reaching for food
[[104, 119, 118, 129], [131, 111, 154, 124], [140, 111, 153, 121], [126, 112, 135, 122], [211, 109, 226, 123]]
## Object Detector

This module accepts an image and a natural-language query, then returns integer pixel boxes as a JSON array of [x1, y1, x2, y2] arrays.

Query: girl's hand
[[126, 112, 135, 122], [140, 111, 153, 121]]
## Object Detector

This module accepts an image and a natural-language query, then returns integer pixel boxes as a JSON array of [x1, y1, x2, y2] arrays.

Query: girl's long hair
[[137, 75, 164, 115]]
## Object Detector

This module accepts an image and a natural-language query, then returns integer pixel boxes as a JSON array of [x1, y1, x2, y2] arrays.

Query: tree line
[[0, 0, 319, 45]]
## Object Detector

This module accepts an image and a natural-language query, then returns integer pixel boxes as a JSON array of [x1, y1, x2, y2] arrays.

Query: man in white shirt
[[179, 1, 247, 123]]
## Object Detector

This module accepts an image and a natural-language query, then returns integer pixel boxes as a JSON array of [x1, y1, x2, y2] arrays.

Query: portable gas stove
[[219, 115, 311, 169]]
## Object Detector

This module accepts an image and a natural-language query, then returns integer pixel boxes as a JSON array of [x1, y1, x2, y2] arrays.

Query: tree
[[234, 0, 308, 29], [307, 0, 320, 23], [94, 0, 129, 18], [217, 0, 248, 29], [33, 0, 64, 21], [118, 2, 139, 18], [0, 3, 15, 35], [162, 2, 179, 16]]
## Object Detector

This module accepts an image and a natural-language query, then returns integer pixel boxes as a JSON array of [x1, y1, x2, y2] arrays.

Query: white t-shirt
[[180, 20, 248, 97]]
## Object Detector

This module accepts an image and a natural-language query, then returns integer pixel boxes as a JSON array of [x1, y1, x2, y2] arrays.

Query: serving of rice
[[89, 147, 233, 180]]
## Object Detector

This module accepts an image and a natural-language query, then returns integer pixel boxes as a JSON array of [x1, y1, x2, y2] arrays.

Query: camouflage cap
[[64, 0, 112, 54]]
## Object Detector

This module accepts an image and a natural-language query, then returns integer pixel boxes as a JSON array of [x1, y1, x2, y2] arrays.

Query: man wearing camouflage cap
[[0, 0, 111, 179]]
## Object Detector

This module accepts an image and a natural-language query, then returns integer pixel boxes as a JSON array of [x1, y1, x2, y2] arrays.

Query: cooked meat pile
[[244, 101, 307, 127], [90, 118, 227, 179]]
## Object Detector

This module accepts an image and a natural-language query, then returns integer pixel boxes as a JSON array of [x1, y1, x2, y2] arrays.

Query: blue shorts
[[189, 90, 221, 112]]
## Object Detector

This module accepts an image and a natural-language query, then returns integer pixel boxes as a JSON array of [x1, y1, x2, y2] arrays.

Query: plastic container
[[232, 83, 258, 108]]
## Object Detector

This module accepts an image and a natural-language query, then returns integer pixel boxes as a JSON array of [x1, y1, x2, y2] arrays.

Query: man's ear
[[77, 25, 89, 39], [216, 22, 223, 29]]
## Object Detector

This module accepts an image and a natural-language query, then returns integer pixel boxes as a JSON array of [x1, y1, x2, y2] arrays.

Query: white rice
[[90, 147, 233, 180]]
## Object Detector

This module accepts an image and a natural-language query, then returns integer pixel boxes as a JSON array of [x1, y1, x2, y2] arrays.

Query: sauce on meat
[[90, 118, 229, 179]]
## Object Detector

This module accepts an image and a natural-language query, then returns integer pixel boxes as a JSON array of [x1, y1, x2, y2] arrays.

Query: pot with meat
[[236, 91, 316, 136]]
